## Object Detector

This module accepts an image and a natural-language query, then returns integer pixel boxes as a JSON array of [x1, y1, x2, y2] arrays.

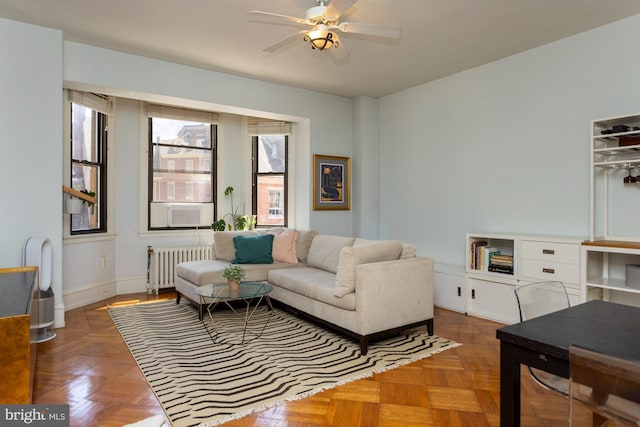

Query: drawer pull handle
[[542, 249, 555, 255], [542, 268, 555, 274]]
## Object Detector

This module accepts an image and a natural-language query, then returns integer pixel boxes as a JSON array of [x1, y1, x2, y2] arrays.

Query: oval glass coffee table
[[195, 281, 274, 345]]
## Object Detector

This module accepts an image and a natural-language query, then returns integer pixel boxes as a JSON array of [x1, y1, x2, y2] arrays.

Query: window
[[148, 114, 216, 229], [268, 189, 283, 217], [70, 102, 107, 234], [252, 135, 287, 226]]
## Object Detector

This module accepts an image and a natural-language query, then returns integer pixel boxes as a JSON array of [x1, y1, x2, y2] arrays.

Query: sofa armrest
[[354, 256, 434, 335]]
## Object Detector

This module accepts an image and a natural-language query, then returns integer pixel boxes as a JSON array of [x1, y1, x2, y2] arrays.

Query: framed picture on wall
[[313, 154, 351, 210]]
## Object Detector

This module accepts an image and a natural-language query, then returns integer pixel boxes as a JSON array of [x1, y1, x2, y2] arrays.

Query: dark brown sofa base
[[177, 291, 434, 356], [271, 300, 434, 356]]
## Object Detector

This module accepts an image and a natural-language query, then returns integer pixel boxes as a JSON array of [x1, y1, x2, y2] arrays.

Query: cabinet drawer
[[521, 240, 579, 264], [521, 259, 580, 284]]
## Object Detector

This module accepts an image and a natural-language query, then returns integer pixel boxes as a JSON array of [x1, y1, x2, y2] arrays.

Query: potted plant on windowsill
[[211, 186, 256, 231], [222, 265, 246, 293]]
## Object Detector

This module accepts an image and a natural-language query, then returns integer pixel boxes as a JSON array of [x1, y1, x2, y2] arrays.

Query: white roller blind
[[248, 117, 291, 135], [67, 90, 113, 116], [147, 103, 219, 123]]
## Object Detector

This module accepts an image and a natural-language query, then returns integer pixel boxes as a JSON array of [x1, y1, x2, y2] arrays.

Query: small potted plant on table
[[222, 265, 246, 292]]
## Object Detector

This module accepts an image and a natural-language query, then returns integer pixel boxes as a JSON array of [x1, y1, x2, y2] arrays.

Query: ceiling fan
[[248, 0, 402, 53]]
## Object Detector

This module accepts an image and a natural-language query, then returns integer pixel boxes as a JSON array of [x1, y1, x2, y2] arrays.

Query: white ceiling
[[2, 0, 640, 98]]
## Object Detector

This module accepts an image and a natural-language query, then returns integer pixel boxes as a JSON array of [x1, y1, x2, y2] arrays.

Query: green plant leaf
[[211, 219, 226, 231]]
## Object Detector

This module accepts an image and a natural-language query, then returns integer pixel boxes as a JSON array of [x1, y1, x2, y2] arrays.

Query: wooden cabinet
[[0, 267, 38, 404], [466, 233, 583, 323]]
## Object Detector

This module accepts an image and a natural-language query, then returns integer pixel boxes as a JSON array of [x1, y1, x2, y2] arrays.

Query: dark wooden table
[[496, 300, 640, 427]]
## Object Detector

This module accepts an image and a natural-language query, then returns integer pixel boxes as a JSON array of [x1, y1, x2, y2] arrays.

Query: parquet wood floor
[[33, 292, 592, 426]]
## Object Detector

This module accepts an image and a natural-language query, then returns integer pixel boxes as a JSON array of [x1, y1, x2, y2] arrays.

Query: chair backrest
[[514, 281, 570, 322], [569, 345, 640, 425]]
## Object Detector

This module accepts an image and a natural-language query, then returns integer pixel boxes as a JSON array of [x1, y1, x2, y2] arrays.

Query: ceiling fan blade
[[248, 10, 309, 26], [337, 22, 402, 39], [324, 0, 358, 21], [263, 30, 308, 52]]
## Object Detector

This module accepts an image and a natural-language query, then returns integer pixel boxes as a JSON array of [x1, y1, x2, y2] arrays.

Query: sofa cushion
[[306, 235, 355, 274], [270, 229, 299, 264], [268, 267, 356, 311], [176, 260, 231, 285], [354, 238, 416, 259], [232, 234, 274, 264], [213, 231, 261, 261], [334, 240, 403, 297], [296, 229, 319, 263], [176, 260, 300, 286]]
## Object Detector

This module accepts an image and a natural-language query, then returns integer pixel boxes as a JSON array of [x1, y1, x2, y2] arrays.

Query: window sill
[[63, 232, 116, 244]]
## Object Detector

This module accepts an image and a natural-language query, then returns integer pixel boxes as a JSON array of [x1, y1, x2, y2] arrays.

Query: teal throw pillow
[[232, 234, 274, 264]]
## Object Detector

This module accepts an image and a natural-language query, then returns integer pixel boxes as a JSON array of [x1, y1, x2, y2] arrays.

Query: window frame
[[70, 103, 108, 235], [252, 135, 288, 227], [147, 117, 217, 230]]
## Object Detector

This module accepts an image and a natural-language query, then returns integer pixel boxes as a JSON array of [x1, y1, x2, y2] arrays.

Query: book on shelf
[[488, 252, 513, 274], [481, 247, 500, 272], [469, 240, 488, 270], [489, 254, 513, 262], [490, 259, 513, 266], [488, 265, 514, 274]]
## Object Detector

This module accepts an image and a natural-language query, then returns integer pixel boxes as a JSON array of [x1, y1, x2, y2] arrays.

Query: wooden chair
[[514, 281, 571, 395], [569, 345, 640, 426]]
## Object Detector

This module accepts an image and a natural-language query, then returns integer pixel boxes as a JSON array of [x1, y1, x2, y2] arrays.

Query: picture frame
[[313, 154, 351, 210]]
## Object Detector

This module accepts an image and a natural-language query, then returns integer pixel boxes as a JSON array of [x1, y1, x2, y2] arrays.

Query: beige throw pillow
[[354, 238, 417, 259], [295, 229, 319, 263], [334, 240, 403, 297], [400, 243, 417, 259], [270, 229, 299, 264]]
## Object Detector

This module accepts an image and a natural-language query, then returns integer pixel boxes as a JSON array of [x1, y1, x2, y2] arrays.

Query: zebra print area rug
[[108, 299, 459, 427]]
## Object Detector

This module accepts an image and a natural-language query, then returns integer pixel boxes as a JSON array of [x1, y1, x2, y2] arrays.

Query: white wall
[[378, 14, 640, 266], [0, 19, 65, 325], [352, 96, 379, 238]]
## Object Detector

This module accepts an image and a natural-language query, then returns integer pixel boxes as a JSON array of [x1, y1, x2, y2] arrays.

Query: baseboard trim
[[63, 280, 117, 311], [116, 275, 151, 295]]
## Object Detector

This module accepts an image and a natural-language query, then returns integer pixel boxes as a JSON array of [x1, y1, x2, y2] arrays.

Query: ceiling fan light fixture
[[305, 25, 339, 50]]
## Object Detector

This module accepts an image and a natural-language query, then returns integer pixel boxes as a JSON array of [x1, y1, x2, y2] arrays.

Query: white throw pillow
[[334, 240, 403, 297]]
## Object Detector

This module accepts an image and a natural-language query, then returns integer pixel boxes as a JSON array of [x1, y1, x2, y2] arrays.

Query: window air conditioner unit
[[150, 203, 213, 228]]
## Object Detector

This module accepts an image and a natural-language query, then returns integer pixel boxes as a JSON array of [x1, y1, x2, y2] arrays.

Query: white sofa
[[175, 229, 434, 355]]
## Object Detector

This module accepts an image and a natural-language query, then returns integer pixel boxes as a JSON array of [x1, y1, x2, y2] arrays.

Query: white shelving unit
[[466, 233, 583, 324], [466, 233, 518, 324], [584, 113, 640, 306], [434, 263, 466, 313]]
